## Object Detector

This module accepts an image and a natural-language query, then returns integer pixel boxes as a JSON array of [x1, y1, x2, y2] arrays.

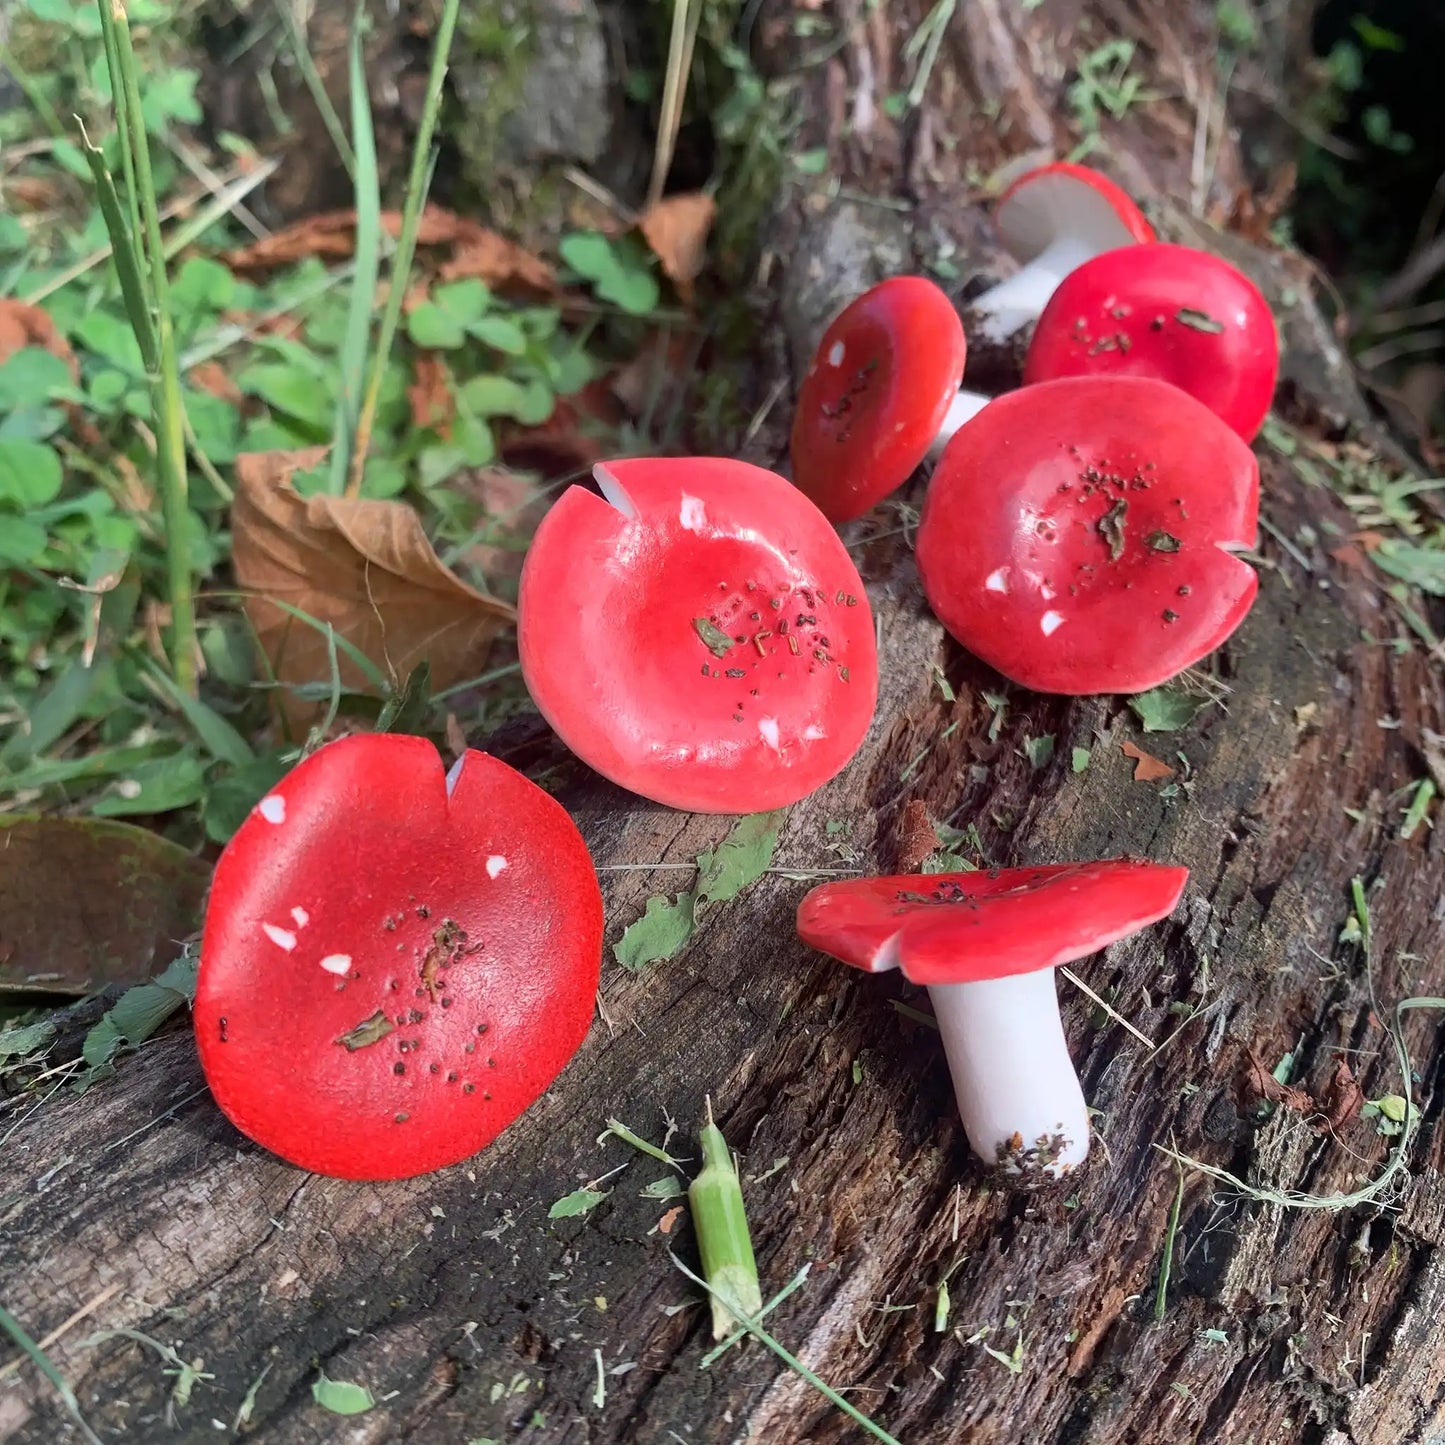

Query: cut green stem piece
[[688, 1099, 763, 1341]]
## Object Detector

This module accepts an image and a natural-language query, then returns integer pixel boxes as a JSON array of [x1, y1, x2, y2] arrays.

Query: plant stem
[[687, 1099, 762, 1340], [99, 0, 197, 694], [346, 0, 462, 498]]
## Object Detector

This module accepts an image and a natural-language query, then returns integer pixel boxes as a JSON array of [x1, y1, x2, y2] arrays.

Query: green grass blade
[[0, 1303, 103, 1445], [95, 0, 143, 248], [329, 11, 382, 493], [141, 660, 255, 767], [347, 0, 462, 496], [271, 0, 356, 177]]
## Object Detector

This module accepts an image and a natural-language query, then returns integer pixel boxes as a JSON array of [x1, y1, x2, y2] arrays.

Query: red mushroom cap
[[1025, 243, 1279, 442], [995, 163, 1155, 262], [915, 374, 1259, 695], [194, 735, 603, 1180], [518, 457, 879, 812], [790, 276, 966, 523], [797, 860, 1188, 985]]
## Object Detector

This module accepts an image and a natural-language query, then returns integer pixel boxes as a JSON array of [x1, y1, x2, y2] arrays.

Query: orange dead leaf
[[224, 205, 556, 295], [0, 298, 78, 378], [657, 1206, 683, 1235], [896, 799, 938, 874], [231, 447, 515, 728], [1350, 530, 1386, 553], [1120, 740, 1174, 782], [1328, 543, 1368, 573], [189, 360, 245, 408], [636, 192, 716, 302], [408, 353, 455, 438]]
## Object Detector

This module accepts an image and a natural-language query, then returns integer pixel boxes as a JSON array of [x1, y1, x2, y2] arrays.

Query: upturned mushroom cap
[[1025, 243, 1279, 441], [790, 276, 967, 523], [797, 860, 1188, 985], [194, 735, 603, 1181], [915, 374, 1260, 695], [995, 162, 1155, 264], [518, 457, 879, 812]]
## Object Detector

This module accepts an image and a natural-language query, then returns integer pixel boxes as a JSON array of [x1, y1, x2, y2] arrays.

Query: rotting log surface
[[5, 2, 1445, 1442]]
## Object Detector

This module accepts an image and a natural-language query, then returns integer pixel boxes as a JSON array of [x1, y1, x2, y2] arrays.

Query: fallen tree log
[[4, 2, 1444, 1443]]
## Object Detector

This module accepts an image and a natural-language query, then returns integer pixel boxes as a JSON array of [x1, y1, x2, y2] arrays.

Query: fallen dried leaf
[[896, 799, 937, 874], [1328, 543, 1368, 572], [224, 205, 555, 294], [1120, 740, 1174, 782], [1317, 1057, 1365, 1135], [407, 352, 454, 438], [1350, 530, 1386, 553], [456, 468, 548, 589], [657, 1206, 683, 1235], [609, 332, 696, 419], [231, 447, 515, 728], [0, 298, 78, 378], [637, 192, 716, 302], [189, 360, 246, 408], [1241, 1047, 1314, 1117]]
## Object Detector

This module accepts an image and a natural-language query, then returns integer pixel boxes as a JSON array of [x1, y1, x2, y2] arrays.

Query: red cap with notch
[[1025, 243, 1279, 441], [790, 276, 966, 523], [797, 860, 1189, 984], [915, 374, 1259, 695], [518, 457, 879, 812], [194, 735, 603, 1180]]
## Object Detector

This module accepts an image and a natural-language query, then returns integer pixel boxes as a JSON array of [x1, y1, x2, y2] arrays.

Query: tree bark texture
[[5, 2, 1445, 1443]]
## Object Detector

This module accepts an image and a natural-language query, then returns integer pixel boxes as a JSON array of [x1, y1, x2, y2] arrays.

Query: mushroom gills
[[927, 968, 1090, 1177], [970, 234, 1096, 344]]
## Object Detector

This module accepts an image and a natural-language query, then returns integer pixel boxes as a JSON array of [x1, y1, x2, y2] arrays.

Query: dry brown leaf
[[224, 204, 556, 294], [189, 360, 245, 408], [407, 352, 454, 437], [657, 1206, 683, 1236], [637, 192, 716, 302], [896, 798, 938, 874], [1317, 1057, 1365, 1136], [1120, 740, 1174, 782], [457, 468, 547, 589], [1241, 1047, 1315, 1117], [0, 298, 78, 377], [610, 332, 695, 419], [231, 447, 515, 728]]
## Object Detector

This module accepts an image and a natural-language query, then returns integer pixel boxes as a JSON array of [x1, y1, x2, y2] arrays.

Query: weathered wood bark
[[5, 3, 1445, 1443]]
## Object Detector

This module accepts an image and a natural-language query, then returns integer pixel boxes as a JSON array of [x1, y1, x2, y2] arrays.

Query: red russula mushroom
[[518, 457, 879, 812], [790, 276, 986, 523], [1025, 243, 1279, 442], [194, 735, 603, 1180], [797, 859, 1188, 1178], [915, 374, 1259, 695], [971, 162, 1155, 344]]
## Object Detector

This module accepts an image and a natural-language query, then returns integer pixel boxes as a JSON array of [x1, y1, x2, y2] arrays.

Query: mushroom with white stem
[[795, 859, 1189, 1181], [968, 162, 1155, 345]]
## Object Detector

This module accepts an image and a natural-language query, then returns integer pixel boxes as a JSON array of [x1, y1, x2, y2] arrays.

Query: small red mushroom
[[915, 374, 1259, 695], [1025, 243, 1279, 442], [797, 859, 1189, 1179], [970, 162, 1155, 344], [790, 276, 986, 523], [518, 457, 879, 812], [194, 735, 603, 1180]]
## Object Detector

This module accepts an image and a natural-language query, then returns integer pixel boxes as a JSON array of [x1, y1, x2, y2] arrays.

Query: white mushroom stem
[[927, 388, 993, 459], [926, 968, 1090, 1177], [968, 234, 1096, 344]]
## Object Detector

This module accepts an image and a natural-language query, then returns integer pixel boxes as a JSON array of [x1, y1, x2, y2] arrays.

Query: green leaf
[[74, 310, 146, 375], [91, 751, 208, 817], [184, 390, 241, 465], [0, 439, 63, 507], [558, 231, 620, 281], [469, 315, 527, 354], [407, 302, 467, 349], [1129, 687, 1209, 733], [311, 1373, 375, 1416], [1022, 734, 1055, 770], [0, 518, 47, 565], [239, 362, 335, 430], [0, 1020, 56, 1060], [432, 278, 491, 322], [1071, 746, 1092, 773], [140, 69, 202, 130], [418, 444, 467, 488], [548, 1187, 610, 1219], [170, 255, 236, 314], [203, 753, 291, 844], [454, 412, 496, 466], [360, 457, 409, 498], [594, 266, 659, 315], [640, 1176, 687, 1200], [612, 892, 696, 970], [0, 348, 74, 410], [144, 663, 254, 767], [1371, 540, 1445, 595], [1, 658, 101, 766], [695, 810, 785, 913]]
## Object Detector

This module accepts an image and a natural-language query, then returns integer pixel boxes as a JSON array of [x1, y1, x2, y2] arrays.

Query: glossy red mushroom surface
[[996, 162, 1156, 256], [1025, 243, 1279, 441], [915, 375, 1259, 695], [194, 735, 603, 1180], [797, 859, 1189, 985], [790, 276, 966, 523], [518, 458, 879, 812]]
